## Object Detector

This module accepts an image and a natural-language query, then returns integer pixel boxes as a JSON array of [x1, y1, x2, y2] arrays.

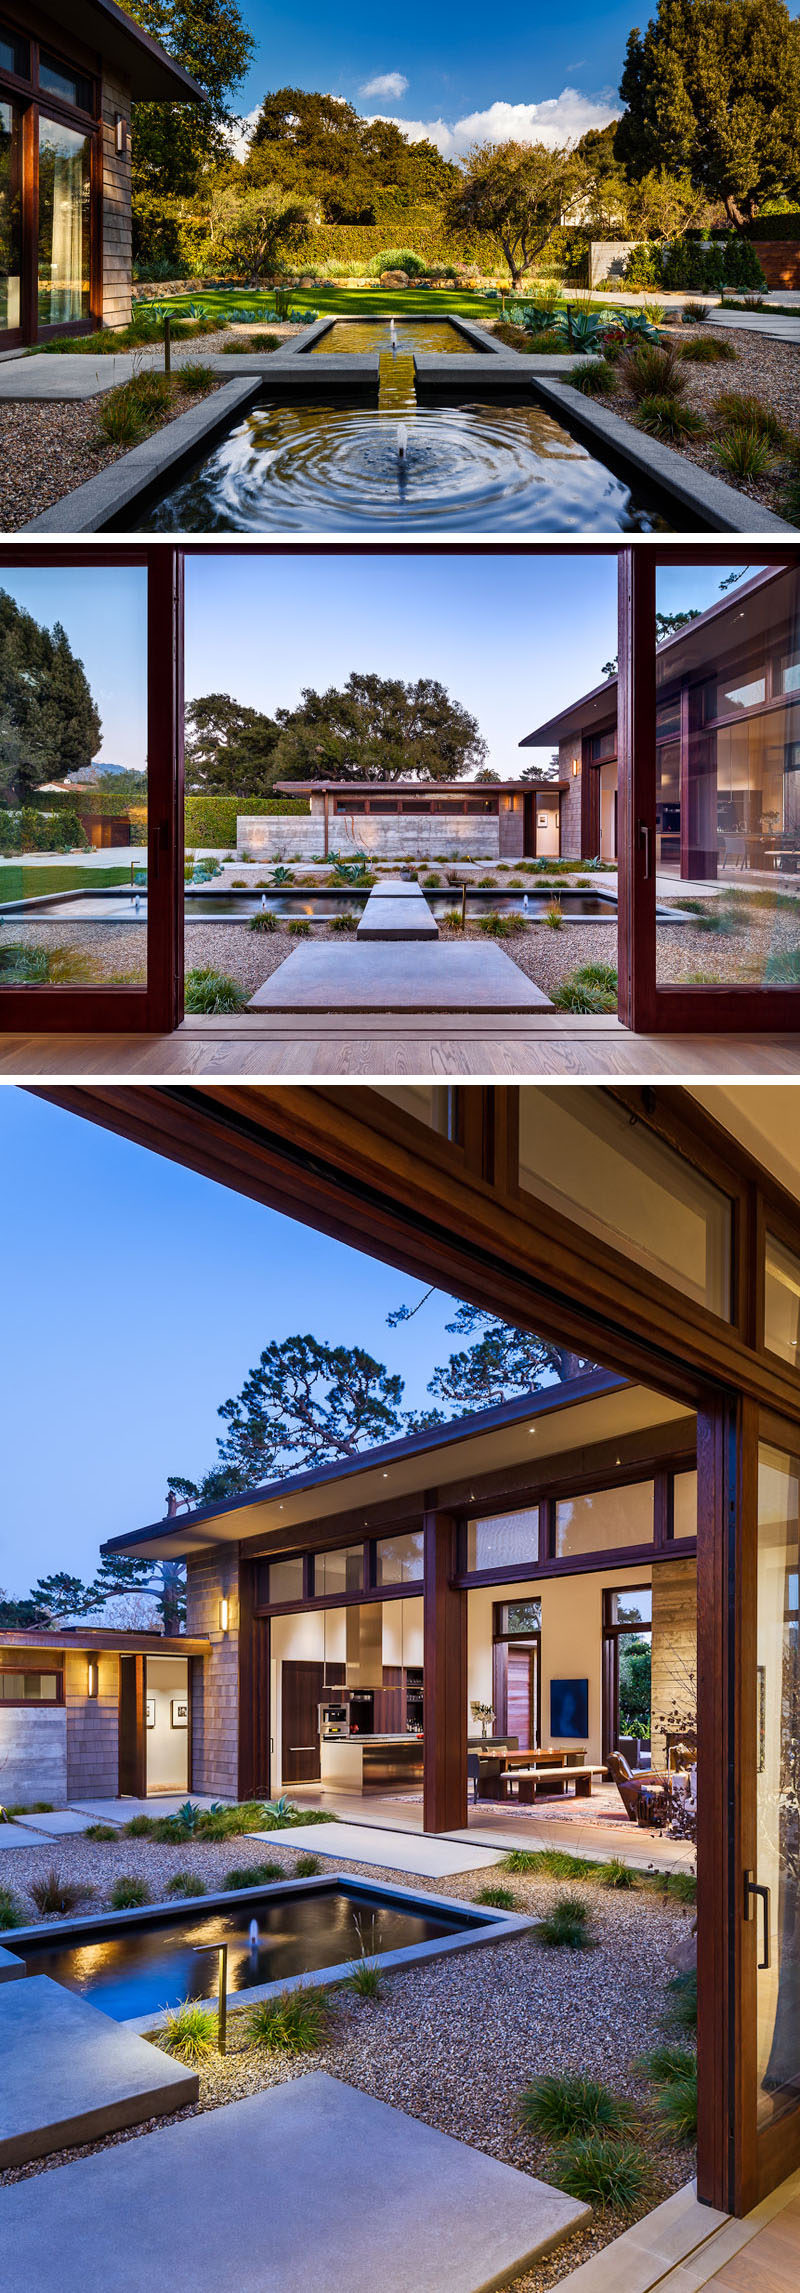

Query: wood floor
[[701, 2193, 800, 2290], [2, 1015, 800, 1077]]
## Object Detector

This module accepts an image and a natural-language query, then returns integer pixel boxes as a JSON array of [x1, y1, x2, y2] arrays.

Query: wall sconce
[[218, 1597, 229, 1633], [572, 757, 580, 777], [115, 113, 128, 156], [87, 1656, 99, 1698]]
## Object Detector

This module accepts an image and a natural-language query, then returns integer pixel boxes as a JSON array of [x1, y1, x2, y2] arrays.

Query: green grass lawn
[[138, 285, 651, 322], [0, 864, 132, 901]]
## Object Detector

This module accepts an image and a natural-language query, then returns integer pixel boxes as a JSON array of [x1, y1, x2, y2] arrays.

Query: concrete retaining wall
[[238, 816, 499, 861], [589, 240, 638, 287], [0, 1707, 68, 1806]]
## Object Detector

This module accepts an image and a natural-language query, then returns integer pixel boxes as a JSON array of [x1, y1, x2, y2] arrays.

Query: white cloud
[[369, 87, 622, 160], [360, 71, 409, 99]]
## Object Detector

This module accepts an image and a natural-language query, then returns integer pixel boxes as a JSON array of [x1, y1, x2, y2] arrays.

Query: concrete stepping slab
[[0, 1822, 42, 1849], [0, 2073, 589, 2292], [15, 1810, 94, 1835], [249, 943, 552, 1013], [0, 1976, 197, 2167], [357, 896, 438, 942], [250, 1820, 502, 1878], [369, 877, 423, 897], [0, 1945, 24, 1982]]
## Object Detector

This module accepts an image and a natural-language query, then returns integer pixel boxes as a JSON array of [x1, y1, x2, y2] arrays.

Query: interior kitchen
[[269, 1575, 425, 1798]]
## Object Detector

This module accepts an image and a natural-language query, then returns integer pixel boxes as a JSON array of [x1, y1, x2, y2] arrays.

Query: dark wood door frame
[[117, 1652, 146, 1798]]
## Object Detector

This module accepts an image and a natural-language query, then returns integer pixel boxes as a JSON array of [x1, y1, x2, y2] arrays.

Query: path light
[[192, 1942, 228, 2053]]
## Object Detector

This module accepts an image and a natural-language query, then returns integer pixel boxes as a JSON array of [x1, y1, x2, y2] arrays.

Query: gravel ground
[[8, 897, 799, 1002], [0, 1829, 695, 2286], [0, 372, 231, 533], [595, 323, 800, 522]]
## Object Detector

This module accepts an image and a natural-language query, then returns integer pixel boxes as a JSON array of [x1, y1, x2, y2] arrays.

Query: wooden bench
[[501, 1763, 606, 1803]]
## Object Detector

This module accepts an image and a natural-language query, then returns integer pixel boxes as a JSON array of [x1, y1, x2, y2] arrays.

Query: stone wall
[[0, 1705, 67, 1806], [65, 1650, 119, 1799], [186, 1549, 241, 1797], [651, 1556, 697, 1771], [558, 739, 582, 858], [238, 815, 499, 861], [101, 72, 132, 329]]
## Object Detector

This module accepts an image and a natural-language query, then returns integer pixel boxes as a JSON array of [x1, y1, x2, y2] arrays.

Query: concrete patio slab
[[248, 943, 552, 1013], [0, 1945, 24, 1982], [0, 2073, 589, 2291], [356, 894, 438, 941], [0, 1822, 42, 1849], [251, 1820, 502, 1878], [69, 1794, 223, 1823], [0, 1976, 197, 2168], [14, 1810, 94, 1835], [369, 877, 423, 896]]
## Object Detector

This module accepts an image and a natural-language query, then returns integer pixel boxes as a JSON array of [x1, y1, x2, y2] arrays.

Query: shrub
[[287, 917, 311, 937], [125, 1813, 156, 1836], [714, 391, 786, 445], [714, 426, 771, 480], [84, 1822, 118, 1841], [621, 342, 685, 400], [637, 394, 705, 440], [519, 2074, 633, 2140], [248, 908, 277, 932], [223, 1861, 284, 1888], [682, 300, 710, 323], [537, 1893, 592, 1949], [475, 1884, 515, 1909], [679, 334, 737, 362], [159, 1999, 217, 2061], [294, 1853, 321, 1876], [184, 794, 306, 845], [177, 361, 216, 395], [0, 1886, 24, 1929], [30, 1868, 92, 1915], [246, 1983, 330, 2052], [369, 247, 427, 277], [666, 1967, 698, 2032], [184, 966, 246, 1013], [640, 2041, 696, 2086], [598, 1856, 637, 1889], [549, 2132, 650, 2213], [655, 2065, 698, 2141], [329, 909, 356, 930], [110, 1875, 151, 1909], [166, 1871, 206, 1898], [569, 359, 617, 396], [478, 909, 516, 937]]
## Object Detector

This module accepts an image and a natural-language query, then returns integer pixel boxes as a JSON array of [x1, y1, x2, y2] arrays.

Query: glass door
[[0, 97, 22, 346], [747, 1427, 800, 2202], [0, 547, 183, 1033], [619, 547, 800, 1034]]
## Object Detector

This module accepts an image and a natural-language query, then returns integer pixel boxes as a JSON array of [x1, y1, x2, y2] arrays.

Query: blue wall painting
[[550, 1677, 589, 1738]]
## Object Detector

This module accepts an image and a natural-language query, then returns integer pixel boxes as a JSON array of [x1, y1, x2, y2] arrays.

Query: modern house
[[0, 2, 201, 352], [100, 1373, 696, 1816], [241, 778, 565, 863], [0, 1625, 207, 1803], [520, 563, 800, 878]]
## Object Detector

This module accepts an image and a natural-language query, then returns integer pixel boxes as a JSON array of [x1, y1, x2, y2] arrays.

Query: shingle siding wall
[[186, 1550, 241, 1798], [498, 808, 524, 858], [65, 1651, 119, 1798], [558, 739, 582, 858], [101, 72, 132, 329]]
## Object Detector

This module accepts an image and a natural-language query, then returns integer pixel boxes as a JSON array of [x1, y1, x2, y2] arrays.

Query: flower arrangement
[[471, 1699, 495, 1743]]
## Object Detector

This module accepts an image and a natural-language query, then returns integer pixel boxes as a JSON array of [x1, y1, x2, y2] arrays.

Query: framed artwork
[[145, 1697, 156, 1728], [550, 1677, 589, 1738], [171, 1697, 189, 1729]]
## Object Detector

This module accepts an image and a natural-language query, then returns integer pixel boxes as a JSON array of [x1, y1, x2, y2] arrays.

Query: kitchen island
[[319, 1735, 424, 1792]]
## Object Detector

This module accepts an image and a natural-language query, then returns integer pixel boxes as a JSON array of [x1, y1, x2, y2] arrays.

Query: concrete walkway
[[356, 879, 438, 941], [0, 2074, 589, 2292], [249, 942, 552, 1013], [0, 1975, 197, 2168], [254, 1820, 502, 1878], [713, 307, 800, 341]]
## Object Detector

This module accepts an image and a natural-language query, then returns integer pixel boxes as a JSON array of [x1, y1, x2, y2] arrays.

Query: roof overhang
[[0, 1630, 209, 1653], [66, 0, 204, 100], [103, 1374, 694, 1562]]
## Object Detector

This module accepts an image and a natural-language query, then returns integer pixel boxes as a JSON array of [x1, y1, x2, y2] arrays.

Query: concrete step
[[0, 1975, 197, 2168], [249, 943, 552, 1013]]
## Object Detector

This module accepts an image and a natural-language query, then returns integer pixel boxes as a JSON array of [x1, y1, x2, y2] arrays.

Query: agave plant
[[175, 1799, 203, 1833], [271, 864, 294, 885]]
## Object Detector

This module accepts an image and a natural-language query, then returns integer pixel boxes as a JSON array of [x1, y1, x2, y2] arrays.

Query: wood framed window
[[0, 1664, 63, 1702], [0, 12, 102, 348]]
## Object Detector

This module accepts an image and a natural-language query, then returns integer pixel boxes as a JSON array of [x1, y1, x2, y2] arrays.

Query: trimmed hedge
[[0, 806, 90, 855], [744, 212, 800, 240], [623, 237, 766, 291], [185, 793, 308, 845]]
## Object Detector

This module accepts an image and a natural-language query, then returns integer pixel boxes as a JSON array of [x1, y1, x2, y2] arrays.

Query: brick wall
[[558, 738, 582, 858], [65, 1650, 119, 1799], [239, 816, 499, 861], [186, 1550, 241, 1797], [101, 72, 132, 329], [651, 1557, 697, 1771]]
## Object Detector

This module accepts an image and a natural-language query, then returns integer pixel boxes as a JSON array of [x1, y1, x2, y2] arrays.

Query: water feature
[[5, 887, 622, 924], [308, 317, 476, 355], [18, 1882, 485, 2022]]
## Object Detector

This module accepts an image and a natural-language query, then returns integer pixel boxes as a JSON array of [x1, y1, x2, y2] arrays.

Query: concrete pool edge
[[531, 377, 796, 533], [6, 1873, 533, 2036]]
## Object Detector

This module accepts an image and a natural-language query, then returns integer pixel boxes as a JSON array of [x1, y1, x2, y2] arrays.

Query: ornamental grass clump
[[519, 2074, 634, 2140], [475, 1884, 515, 1910], [714, 391, 786, 444], [714, 427, 772, 480], [223, 1861, 284, 1888], [85, 1823, 117, 1841], [679, 335, 737, 362], [549, 2131, 650, 2214], [248, 907, 277, 932], [640, 2040, 696, 2086], [654, 2063, 698, 2141], [166, 1871, 206, 1898], [246, 1983, 330, 2053], [637, 394, 704, 441], [30, 1868, 92, 1915], [665, 1966, 698, 2032], [159, 1999, 217, 2062], [294, 1853, 321, 1876], [109, 1875, 151, 1910], [501, 1847, 592, 1880], [537, 1892, 593, 1949], [0, 1885, 24, 1929], [184, 966, 246, 1013], [176, 362, 216, 395], [569, 359, 617, 396], [598, 1855, 637, 1889], [478, 909, 516, 938], [621, 341, 685, 401]]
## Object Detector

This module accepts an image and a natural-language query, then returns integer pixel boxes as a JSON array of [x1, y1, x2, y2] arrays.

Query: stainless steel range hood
[[346, 1602, 382, 1688]]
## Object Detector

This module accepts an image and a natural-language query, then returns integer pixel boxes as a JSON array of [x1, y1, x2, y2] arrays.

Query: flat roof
[[0, 1630, 208, 1654], [62, 1, 204, 100], [519, 565, 789, 748], [273, 780, 565, 797], [103, 1374, 694, 1561]]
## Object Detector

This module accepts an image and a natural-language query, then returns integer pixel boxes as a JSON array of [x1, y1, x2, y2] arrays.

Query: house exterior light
[[87, 1656, 99, 1698], [219, 1597, 229, 1633]]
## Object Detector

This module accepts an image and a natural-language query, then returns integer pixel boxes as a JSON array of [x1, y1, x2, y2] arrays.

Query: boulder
[[380, 270, 409, 288]]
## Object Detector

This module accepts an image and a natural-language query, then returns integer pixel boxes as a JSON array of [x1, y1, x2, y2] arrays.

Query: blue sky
[[1, 558, 763, 783], [0, 1090, 461, 1595], [229, 0, 636, 154]]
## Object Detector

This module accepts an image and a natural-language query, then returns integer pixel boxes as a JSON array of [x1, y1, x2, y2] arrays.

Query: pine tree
[[618, 0, 800, 225]]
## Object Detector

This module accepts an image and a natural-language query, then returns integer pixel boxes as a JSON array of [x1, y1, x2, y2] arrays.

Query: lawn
[[0, 864, 132, 902], [135, 285, 653, 323]]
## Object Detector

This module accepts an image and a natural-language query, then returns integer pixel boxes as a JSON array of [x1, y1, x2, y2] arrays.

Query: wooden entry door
[[281, 1660, 323, 1784], [118, 1655, 145, 1796], [506, 1647, 536, 1751]]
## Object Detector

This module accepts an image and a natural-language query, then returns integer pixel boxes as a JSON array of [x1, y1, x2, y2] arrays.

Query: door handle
[[744, 1869, 772, 1969], [638, 821, 652, 879], [289, 1745, 316, 1751]]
